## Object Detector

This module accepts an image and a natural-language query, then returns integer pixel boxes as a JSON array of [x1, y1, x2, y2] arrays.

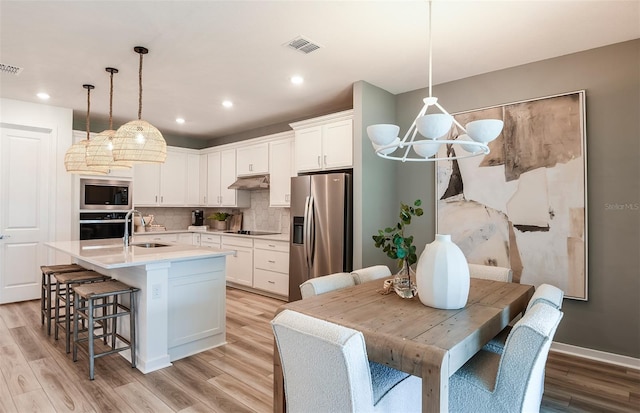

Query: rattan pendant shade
[[86, 68, 132, 169], [112, 46, 166, 164], [64, 84, 109, 175]]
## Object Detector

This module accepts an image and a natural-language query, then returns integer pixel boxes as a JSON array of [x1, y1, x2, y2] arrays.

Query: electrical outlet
[[151, 284, 161, 299]]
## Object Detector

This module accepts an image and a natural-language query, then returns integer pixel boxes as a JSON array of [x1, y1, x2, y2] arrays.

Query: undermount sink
[[131, 242, 171, 249]]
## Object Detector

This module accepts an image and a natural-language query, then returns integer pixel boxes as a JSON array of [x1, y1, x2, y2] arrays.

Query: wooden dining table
[[273, 277, 534, 413]]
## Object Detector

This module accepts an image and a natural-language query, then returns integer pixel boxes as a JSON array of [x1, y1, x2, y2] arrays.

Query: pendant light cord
[[84, 85, 93, 141], [138, 51, 143, 120], [109, 70, 114, 130]]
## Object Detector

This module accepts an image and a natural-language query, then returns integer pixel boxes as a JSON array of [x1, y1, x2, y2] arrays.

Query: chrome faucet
[[124, 209, 145, 248]]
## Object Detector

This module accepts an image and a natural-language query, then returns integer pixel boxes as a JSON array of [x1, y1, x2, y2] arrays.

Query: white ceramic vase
[[416, 234, 470, 309]]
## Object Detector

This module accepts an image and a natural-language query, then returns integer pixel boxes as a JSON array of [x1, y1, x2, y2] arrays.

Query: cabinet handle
[[161, 196, 164, 203], [317, 155, 321, 166], [268, 260, 276, 263], [324, 155, 327, 165], [155, 195, 158, 203], [268, 280, 275, 284], [249, 164, 253, 171]]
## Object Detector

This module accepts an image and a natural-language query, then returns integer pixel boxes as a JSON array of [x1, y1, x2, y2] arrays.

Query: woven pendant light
[[64, 84, 109, 175], [112, 46, 167, 164], [86, 67, 132, 169]]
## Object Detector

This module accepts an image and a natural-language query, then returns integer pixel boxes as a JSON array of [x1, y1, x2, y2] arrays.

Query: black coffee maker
[[192, 210, 204, 226]]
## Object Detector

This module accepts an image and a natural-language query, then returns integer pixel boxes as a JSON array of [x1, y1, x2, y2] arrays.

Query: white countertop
[[136, 229, 290, 242], [46, 239, 234, 270]]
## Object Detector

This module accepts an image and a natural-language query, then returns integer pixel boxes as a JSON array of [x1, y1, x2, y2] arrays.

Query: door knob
[[0, 234, 10, 239]]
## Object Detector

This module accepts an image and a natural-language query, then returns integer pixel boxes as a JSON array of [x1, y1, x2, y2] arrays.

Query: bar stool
[[72, 280, 139, 380], [40, 264, 86, 335], [54, 270, 110, 353]]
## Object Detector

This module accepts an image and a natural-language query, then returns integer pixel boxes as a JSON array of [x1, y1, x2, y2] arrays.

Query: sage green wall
[[392, 40, 640, 358], [352, 81, 398, 271]]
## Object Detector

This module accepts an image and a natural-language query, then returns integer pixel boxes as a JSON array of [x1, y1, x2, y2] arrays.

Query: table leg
[[421, 350, 450, 412]]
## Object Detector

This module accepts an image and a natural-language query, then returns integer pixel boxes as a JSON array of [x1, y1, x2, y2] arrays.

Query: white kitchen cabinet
[[134, 147, 196, 207], [200, 233, 221, 249], [205, 150, 249, 208], [186, 153, 200, 206], [236, 143, 269, 176], [269, 137, 295, 207], [252, 239, 289, 297], [291, 110, 353, 173], [177, 232, 195, 245], [222, 236, 253, 286], [199, 153, 208, 205], [134, 233, 179, 244]]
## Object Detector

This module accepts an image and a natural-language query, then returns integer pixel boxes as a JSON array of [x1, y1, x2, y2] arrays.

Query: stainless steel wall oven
[[79, 212, 127, 240]]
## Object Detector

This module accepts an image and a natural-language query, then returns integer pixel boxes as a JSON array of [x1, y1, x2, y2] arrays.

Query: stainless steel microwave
[[80, 179, 132, 210]]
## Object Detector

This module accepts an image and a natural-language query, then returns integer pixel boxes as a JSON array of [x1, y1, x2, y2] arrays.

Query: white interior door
[[0, 127, 51, 304]]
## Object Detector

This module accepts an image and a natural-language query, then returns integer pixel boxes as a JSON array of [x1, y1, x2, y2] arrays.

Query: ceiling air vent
[[285, 36, 321, 54], [0, 63, 23, 75]]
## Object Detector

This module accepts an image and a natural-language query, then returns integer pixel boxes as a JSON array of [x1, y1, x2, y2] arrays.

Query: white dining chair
[[484, 283, 564, 354], [468, 263, 513, 282], [351, 265, 392, 285], [272, 309, 421, 413], [449, 302, 563, 413], [299, 272, 355, 299]]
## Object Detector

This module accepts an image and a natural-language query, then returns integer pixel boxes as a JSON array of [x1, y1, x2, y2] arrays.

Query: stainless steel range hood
[[228, 175, 270, 190]]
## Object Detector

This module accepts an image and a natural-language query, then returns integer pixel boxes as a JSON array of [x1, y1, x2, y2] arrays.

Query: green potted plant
[[208, 212, 231, 230], [372, 200, 423, 296]]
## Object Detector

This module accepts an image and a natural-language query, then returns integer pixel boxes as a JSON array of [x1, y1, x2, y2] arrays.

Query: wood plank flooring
[[0, 288, 638, 412]]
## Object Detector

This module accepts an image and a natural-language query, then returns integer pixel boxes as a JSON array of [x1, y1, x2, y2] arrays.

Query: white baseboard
[[551, 342, 640, 369]]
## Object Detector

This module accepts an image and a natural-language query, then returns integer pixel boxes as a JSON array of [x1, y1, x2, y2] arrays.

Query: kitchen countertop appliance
[[192, 210, 204, 226], [288, 172, 353, 301]]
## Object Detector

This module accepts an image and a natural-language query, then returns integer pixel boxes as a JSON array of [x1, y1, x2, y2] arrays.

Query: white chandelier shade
[[366, 1, 503, 162]]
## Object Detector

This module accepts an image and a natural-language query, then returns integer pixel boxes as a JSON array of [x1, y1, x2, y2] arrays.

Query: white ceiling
[[1, 0, 638, 142]]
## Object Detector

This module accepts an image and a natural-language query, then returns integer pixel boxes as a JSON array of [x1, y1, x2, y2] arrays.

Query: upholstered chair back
[[450, 302, 563, 412], [526, 283, 564, 312], [351, 265, 392, 285], [299, 272, 355, 299], [468, 263, 513, 282]]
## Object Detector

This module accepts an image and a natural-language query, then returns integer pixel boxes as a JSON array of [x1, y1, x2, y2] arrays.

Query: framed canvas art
[[436, 91, 587, 300]]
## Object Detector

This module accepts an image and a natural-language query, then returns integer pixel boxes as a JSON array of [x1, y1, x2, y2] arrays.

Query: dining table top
[[274, 277, 534, 412]]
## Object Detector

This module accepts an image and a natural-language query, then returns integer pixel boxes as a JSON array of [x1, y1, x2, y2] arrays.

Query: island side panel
[[167, 256, 226, 361]]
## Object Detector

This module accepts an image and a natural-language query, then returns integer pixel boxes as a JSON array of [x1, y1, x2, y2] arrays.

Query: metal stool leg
[[88, 297, 95, 380], [130, 290, 137, 368]]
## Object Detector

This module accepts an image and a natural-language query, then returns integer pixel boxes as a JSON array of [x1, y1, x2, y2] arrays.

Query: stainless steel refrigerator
[[288, 172, 353, 301]]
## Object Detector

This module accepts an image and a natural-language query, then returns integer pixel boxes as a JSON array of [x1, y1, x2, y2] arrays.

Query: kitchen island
[[45, 238, 234, 374]]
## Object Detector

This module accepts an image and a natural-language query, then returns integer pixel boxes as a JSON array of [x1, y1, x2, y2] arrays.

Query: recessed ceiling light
[[37, 92, 50, 100], [222, 100, 233, 108], [176, 118, 185, 124], [291, 75, 304, 85]]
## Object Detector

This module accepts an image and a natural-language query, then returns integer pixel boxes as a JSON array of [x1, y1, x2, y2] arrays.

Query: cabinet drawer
[[253, 268, 288, 296], [222, 236, 253, 248], [201, 234, 222, 244], [253, 238, 288, 253], [254, 248, 289, 274], [135, 233, 178, 243]]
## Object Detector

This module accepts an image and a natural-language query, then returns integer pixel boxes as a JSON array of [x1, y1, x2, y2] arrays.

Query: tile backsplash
[[137, 190, 290, 235]]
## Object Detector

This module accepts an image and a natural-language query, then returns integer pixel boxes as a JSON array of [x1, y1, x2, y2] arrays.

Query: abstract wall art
[[436, 91, 587, 299]]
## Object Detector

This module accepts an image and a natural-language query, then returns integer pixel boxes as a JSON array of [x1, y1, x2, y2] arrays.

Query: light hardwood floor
[[0, 287, 638, 412]]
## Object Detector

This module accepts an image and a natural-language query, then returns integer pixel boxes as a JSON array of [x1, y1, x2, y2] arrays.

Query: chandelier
[[112, 46, 167, 164], [86, 67, 132, 169], [366, 0, 504, 162], [64, 84, 110, 175]]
